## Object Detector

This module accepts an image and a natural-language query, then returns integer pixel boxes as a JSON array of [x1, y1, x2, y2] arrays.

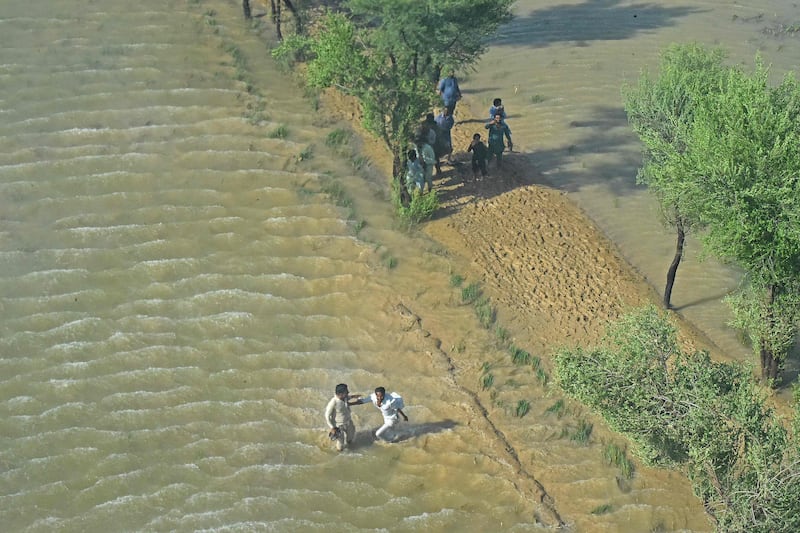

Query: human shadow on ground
[[350, 419, 458, 448], [491, 0, 705, 49]]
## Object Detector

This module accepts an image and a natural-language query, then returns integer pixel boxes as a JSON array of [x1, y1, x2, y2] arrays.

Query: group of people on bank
[[404, 71, 514, 192], [324, 383, 408, 452]]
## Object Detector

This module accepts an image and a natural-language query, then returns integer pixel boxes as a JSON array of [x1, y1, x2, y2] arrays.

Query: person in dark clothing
[[468, 133, 488, 180]]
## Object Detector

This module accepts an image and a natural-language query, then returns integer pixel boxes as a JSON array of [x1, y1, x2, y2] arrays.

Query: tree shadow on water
[[492, 0, 706, 48]]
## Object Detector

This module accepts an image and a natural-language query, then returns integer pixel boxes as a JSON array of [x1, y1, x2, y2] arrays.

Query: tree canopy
[[677, 60, 800, 383], [625, 45, 800, 382]]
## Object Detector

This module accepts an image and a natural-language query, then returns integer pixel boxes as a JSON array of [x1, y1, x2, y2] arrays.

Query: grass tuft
[[570, 419, 593, 445], [450, 274, 464, 287], [514, 399, 530, 418], [545, 399, 566, 418], [268, 124, 288, 139], [603, 443, 634, 479], [461, 282, 481, 304], [509, 345, 531, 365], [590, 504, 613, 515], [474, 296, 496, 328]]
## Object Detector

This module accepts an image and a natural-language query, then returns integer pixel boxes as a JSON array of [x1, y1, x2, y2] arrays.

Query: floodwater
[[0, 0, 795, 531]]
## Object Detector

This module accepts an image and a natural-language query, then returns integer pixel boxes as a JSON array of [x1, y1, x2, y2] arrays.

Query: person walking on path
[[416, 137, 437, 193], [367, 387, 408, 442], [468, 133, 489, 180], [324, 383, 365, 452], [485, 114, 513, 169], [436, 70, 462, 115], [404, 149, 425, 193], [434, 108, 455, 163]]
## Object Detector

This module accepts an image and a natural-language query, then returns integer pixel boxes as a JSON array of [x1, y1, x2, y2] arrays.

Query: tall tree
[[678, 60, 800, 384], [623, 43, 729, 308]]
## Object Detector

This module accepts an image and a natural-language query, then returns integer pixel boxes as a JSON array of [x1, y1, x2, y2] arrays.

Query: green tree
[[676, 60, 800, 384], [555, 306, 800, 531], [623, 43, 729, 309]]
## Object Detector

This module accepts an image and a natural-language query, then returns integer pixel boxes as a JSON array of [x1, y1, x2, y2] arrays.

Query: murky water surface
[[1, 0, 796, 531]]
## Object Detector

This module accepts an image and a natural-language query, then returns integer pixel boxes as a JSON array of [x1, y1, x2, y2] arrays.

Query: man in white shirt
[[324, 383, 365, 452], [368, 386, 408, 442]]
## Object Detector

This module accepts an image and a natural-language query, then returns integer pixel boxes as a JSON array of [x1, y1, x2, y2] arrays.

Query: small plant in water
[[571, 419, 593, 445], [298, 145, 314, 161], [509, 345, 531, 366], [461, 282, 481, 304], [353, 219, 366, 235], [326, 128, 351, 149], [495, 326, 509, 345], [382, 253, 397, 269], [352, 155, 370, 171], [590, 504, 613, 515], [545, 399, 566, 418], [529, 93, 546, 104], [603, 443, 634, 479], [535, 367, 549, 385], [269, 124, 288, 139], [474, 296, 496, 328], [450, 274, 464, 287], [514, 399, 530, 418]]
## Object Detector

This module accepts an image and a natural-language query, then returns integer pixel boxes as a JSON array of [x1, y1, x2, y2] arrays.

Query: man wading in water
[[324, 383, 366, 452]]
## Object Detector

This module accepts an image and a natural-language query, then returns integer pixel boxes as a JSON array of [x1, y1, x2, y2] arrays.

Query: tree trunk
[[270, 0, 282, 40], [760, 284, 780, 385], [663, 218, 685, 309], [242, 0, 251, 19], [282, 0, 302, 35]]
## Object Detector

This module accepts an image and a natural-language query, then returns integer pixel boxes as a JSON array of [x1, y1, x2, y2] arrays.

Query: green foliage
[[449, 274, 464, 287], [474, 296, 496, 328], [460, 282, 481, 304], [590, 504, 613, 515], [298, 145, 313, 160], [545, 399, 566, 418], [570, 420, 593, 445], [494, 326, 509, 345], [514, 399, 530, 418], [480, 372, 495, 390], [268, 124, 289, 139], [671, 57, 800, 381], [325, 128, 352, 150], [726, 279, 800, 382], [554, 305, 800, 530], [381, 252, 397, 269], [270, 34, 312, 68], [509, 346, 531, 366], [604, 443, 634, 479]]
